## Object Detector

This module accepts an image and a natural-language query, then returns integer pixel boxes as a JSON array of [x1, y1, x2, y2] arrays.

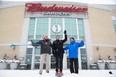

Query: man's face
[[70, 38, 74, 42], [44, 34, 48, 40], [56, 35, 60, 40]]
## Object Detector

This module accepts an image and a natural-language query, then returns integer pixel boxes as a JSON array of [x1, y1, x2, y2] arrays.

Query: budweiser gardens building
[[0, 1, 116, 70]]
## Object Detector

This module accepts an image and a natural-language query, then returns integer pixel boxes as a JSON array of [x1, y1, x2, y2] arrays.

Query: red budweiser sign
[[26, 3, 88, 12]]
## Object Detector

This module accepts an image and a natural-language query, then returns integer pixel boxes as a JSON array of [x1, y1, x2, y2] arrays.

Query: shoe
[[46, 71, 49, 73], [56, 71, 63, 76], [39, 72, 42, 75], [58, 70, 63, 74], [71, 71, 74, 73], [75, 72, 79, 74]]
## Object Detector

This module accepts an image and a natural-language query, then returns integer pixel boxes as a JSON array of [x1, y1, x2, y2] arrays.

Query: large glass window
[[36, 18, 48, 39], [28, 18, 48, 40], [28, 18, 35, 40], [65, 18, 77, 40], [78, 18, 85, 39], [28, 17, 85, 40]]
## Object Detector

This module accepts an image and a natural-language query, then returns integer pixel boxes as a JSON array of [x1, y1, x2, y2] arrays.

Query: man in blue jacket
[[64, 37, 84, 74]]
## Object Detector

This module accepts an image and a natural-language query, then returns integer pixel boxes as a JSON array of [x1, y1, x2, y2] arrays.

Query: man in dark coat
[[52, 30, 67, 75], [35, 34, 52, 74]]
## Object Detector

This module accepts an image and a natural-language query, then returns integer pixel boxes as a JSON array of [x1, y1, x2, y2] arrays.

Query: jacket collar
[[70, 41, 75, 44]]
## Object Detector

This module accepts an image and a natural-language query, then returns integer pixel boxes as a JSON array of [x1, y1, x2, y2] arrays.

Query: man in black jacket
[[52, 30, 67, 75], [36, 34, 52, 75]]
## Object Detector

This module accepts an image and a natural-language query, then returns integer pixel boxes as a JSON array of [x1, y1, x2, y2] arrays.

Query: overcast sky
[[1, 0, 116, 4]]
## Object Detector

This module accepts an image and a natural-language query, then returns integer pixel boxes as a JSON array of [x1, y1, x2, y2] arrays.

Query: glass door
[[80, 48, 88, 69]]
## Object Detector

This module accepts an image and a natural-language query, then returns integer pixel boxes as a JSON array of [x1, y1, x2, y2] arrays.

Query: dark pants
[[70, 58, 78, 74], [55, 54, 63, 72]]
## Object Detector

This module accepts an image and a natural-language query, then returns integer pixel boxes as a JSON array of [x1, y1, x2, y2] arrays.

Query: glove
[[81, 39, 85, 42], [64, 30, 67, 34]]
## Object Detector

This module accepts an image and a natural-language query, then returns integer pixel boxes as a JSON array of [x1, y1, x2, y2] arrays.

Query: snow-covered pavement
[[0, 70, 116, 77]]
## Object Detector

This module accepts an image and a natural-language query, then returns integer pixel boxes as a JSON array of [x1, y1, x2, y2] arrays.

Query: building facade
[[0, 1, 116, 70]]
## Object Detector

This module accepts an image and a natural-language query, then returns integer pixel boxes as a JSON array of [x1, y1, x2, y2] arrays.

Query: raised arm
[[62, 30, 67, 43], [78, 40, 84, 47]]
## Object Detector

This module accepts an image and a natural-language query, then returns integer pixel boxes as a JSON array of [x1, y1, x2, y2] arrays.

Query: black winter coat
[[52, 34, 67, 57], [36, 39, 52, 54]]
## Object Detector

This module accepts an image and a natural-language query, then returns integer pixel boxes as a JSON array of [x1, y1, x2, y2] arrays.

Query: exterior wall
[[88, 7, 116, 62], [112, 10, 116, 16], [93, 46, 116, 62], [0, 6, 25, 59]]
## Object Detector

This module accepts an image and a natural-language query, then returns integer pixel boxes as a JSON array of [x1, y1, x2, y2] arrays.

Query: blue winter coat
[[64, 41, 84, 58]]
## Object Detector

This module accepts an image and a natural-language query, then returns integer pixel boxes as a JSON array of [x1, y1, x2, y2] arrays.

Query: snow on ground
[[0, 70, 116, 77]]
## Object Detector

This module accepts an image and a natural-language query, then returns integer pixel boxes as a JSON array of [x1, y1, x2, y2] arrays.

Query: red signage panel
[[26, 3, 88, 12]]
